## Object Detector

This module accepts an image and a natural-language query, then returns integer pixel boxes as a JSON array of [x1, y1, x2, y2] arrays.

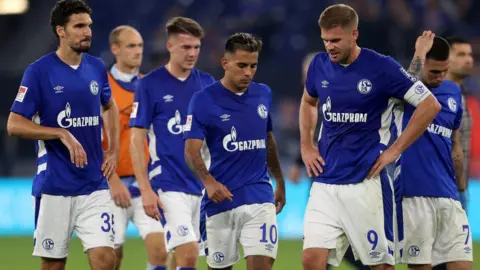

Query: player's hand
[[205, 178, 233, 203], [109, 174, 131, 208], [287, 164, 302, 184], [415, 30, 435, 57], [274, 186, 286, 214], [367, 147, 401, 179], [141, 188, 164, 221], [59, 129, 88, 168], [102, 149, 118, 179], [301, 144, 325, 177]]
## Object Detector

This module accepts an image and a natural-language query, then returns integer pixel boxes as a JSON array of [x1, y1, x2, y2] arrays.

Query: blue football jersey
[[306, 49, 431, 184], [129, 67, 215, 195], [183, 81, 274, 217], [10, 52, 111, 196], [395, 80, 463, 200]]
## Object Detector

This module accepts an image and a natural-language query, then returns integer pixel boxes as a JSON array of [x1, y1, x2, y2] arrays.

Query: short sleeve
[[10, 65, 41, 119], [207, 75, 216, 86], [100, 62, 112, 106], [305, 55, 318, 98], [266, 86, 273, 132], [382, 56, 432, 107], [129, 78, 153, 129], [183, 92, 209, 140], [453, 93, 464, 130]]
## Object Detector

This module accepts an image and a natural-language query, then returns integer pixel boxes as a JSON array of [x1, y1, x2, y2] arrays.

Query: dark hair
[[165, 17, 204, 39], [426, 37, 450, 61], [445, 36, 470, 48], [318, 4, 358, 30], [50, 0, 92, 38], [225, 33, 262, 54]]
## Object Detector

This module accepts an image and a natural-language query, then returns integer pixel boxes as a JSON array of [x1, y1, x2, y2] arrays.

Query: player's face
[[112, 30, 143, 69], [59, 13, 93, 53], [222, 50, 258, 90], [423, 59, 450, 88], [167, 34, 201, 70], [449, 44, 473, 78], [321, 26, 358, 63]]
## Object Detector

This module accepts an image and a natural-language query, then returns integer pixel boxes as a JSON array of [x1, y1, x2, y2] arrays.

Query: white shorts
[[157, 189, 202, 253], [206, 203, 278, 269], [399, 197, 473, 266], [33, 190, 115, 258], [303, 176, 395, 266], [113, 196, 164, 248]]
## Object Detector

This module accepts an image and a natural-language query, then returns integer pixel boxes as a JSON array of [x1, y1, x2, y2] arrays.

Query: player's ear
[[352, 29, 359, 41], [56, 26, 65, 39], [221, 57, 229, 71], [110, 44, 119, 57]]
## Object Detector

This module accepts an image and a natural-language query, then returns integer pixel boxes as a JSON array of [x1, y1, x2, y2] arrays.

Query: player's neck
[[115, 62, 139, 75], [446, 73, 464, 86], [343, 46, 361, 65], [165, 62, 191, 80], [56, 46, 82, 66], [220, 78, 247, 94]]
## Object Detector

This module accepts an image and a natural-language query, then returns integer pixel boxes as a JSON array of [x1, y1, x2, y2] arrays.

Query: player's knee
[[41, 257, 67, 270], [445, 261, 472, 270], [302, 248, 328, 270], [371, 264, 395, 270], [246, 255, 274, 270], [175, 242, 199, 267], [87, 247, 116, 270], [145, 233, 168, 265]]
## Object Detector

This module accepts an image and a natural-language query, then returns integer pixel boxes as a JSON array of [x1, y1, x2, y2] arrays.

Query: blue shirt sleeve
[[129, 78, 153, 129], [100, 62, 112, 106], [10, 65, 40, 119], [267, 86, 273, 132], [305, 55, 318, 98], [382, 56, 418, 99], [454, 93, 464, 130], [184, 92, 209, 140]]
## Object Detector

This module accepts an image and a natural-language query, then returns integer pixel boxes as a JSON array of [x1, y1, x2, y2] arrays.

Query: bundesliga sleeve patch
[[185, 115, 192, 131], [130, 102, 138, 118], [15, 86, 28, 102]]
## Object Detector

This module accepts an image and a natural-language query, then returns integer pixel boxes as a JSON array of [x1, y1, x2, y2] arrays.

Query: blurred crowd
[[1, 0, 480, 178]]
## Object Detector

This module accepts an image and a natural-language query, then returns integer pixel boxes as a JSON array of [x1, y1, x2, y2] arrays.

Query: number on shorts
[[111, 214, 115, 235], [462, 225, 470, 245], [101, 212, 112, 233], [260, 223, 278, 244], [367, 230, 378, 250]]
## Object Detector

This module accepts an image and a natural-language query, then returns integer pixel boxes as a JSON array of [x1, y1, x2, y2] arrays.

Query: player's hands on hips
[[59, 129, 88, 168], [368, 147, 401, 179], [301, 144, 325, 177], [102, 149, 118, 179], [274, 186, 286, 214], [205, 178, 233, 203], [109, 174, 131, 208], [141, 188, 164, 221], [415, 30, 435, 57]]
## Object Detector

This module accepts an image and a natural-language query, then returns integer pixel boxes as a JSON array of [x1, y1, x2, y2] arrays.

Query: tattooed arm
[[267, 131, 286, 213], [408, 30, 435, 79], [185, 139, 232, 203]]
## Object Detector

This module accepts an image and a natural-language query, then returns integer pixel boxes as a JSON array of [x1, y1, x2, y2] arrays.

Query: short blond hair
[[109, 25, 138, 45], [318, 4, 358, 30]]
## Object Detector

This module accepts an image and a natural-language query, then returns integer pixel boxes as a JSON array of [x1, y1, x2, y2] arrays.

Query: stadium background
[[0, 0, 480, 269]]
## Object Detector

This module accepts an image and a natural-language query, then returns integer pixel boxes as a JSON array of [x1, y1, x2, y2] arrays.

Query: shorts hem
[[166, 239, 198, 253], [303, 244, 336, 251], [432, 258, 473, 267], [83, 244, 114, 253], [243, 252, 277, 260], [400, 260, 432, 265], [207, 258, 240, 269], [32, 252, 68, 259], [141, 230, 164, 240]]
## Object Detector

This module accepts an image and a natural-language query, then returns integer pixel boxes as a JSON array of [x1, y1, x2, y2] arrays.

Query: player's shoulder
[[192, 68, 215, 81], [439, 80, 462, 97], [138, 66, 167, 84], [361, 48, 398, 66], [82, 53, 107, 68], [28, 52, 57, 71], [249, 81, 272, 96]]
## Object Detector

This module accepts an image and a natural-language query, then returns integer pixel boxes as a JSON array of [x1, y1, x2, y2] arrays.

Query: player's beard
[[71, 44, 90, 53]]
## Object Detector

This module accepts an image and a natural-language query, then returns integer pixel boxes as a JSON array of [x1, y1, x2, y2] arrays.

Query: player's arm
[[452, 129, 467, 191], [184, 92, 232, 203], [299, 88, 325, 177], [266, 131, 286, 213], [8, 65, 87, 167], [407, 31, 435, 79], [100, 74, 120, 178], [130, 127, 150, 191]]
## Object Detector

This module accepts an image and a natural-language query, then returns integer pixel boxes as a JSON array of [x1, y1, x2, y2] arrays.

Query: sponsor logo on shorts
[[464, 246, 472, 254], [368, 250, 380, 259], [265, 243, 275, 252], [177, 225, 189, 236], [213, 252, 225, 263], [42, 238, 54, 250], [408, 245, 420, 257]]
